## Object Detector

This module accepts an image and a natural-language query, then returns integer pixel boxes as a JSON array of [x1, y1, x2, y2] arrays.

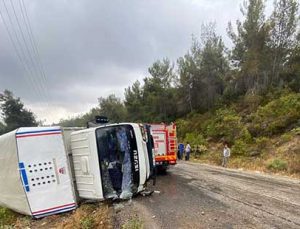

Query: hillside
[[177, 90, 300, 177]]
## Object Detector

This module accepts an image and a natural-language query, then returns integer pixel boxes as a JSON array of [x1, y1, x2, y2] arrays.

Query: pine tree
[[0, 90, 38, 133]]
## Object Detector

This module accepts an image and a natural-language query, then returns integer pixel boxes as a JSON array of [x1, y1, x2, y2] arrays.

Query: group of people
[[177, 142, 191, 161], [177, 141, 231, 167]]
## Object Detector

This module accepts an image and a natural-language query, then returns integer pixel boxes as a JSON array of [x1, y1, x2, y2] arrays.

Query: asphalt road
[[128, 161, 300, 229]]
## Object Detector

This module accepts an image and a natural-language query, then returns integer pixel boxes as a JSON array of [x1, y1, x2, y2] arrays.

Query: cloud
[[0, 0, 272, 123]]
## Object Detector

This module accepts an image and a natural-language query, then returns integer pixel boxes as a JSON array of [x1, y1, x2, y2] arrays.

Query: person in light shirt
[[185, 142, 191, 161], [222, 142, 231, 167]]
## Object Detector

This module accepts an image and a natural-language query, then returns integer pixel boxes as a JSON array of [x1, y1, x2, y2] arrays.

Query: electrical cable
[[17, 0, 51, 111], [0, 0, 54, 124], [18, 0, 50, 97], [8, 0, 47, 98], [0, 0, 43, 100]]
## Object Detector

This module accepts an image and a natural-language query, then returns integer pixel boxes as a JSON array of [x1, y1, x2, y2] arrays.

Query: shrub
[[250, 93, 300, 136], [198, 144, 208, 153], [232, 139, 248, 156], [267, 159, 288, 171], [280, 133, 293, 143], [291, 127, 300, 135], [238, 94, 263, 113], [204, 108, 248, 143], [176, 119, 190, 140], [184, 132, 207, 146], [193, 144, 208, 158], [255, 136, 269, 149], [240, 127, 253, 143]]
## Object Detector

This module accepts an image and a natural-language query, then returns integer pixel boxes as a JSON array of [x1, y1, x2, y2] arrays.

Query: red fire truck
[[150, 123, 177, 171]]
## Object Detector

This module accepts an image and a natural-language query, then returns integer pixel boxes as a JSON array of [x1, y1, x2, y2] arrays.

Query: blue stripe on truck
[[19, 162, 30, 192], [16, 129, 61, 135]]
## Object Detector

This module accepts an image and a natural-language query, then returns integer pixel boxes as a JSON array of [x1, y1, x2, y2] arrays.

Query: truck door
[[151, 125, 167, 156], [70, 129, 104, 200], [16, 127, 76, 218]]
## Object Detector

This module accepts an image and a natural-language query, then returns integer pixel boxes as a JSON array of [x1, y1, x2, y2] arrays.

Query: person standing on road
[[222, 142, 231, 167], [178, 143, 184, 160], [185, 142, 191, 161]]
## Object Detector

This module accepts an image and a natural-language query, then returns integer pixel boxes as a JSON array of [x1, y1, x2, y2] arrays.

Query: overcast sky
[[0, 0, 273, 124]]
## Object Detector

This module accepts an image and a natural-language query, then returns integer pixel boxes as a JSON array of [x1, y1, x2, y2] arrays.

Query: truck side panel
[[16, 127, 76, 218]]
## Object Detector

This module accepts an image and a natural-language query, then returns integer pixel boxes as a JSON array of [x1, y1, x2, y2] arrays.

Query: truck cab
[[70, 123, 153, 200]]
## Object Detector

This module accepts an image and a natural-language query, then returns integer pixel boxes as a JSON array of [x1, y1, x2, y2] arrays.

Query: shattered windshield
[[95, 125, 139, 199]]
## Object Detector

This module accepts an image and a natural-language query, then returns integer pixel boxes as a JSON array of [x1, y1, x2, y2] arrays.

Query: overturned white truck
[[0, 123, 154, 218]]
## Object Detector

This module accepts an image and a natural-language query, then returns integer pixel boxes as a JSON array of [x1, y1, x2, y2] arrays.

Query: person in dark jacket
[[178, 143, 184, 160]]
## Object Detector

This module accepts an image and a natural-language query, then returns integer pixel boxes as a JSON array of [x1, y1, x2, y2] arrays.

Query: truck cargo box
[[0, 127, 76, 218]]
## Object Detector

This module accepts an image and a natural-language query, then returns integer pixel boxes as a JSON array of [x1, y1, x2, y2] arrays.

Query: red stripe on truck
[[32, 203, 76, 214], [16, 132, 62, 138]]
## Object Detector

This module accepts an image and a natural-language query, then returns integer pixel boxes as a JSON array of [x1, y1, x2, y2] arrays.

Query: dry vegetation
[[191, 135, 300, 178], [181, 91, 300, 178], [1, 203, 113, 229]]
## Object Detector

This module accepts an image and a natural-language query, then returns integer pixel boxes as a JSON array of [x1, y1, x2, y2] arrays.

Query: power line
[[0, 2, 26, 73], [0, 0, 44, 100], [17, 0, 52, 114], [19, 0, 54, 122], [1, 0, 57, 123], [8, 0, 47, 97], [18, 0, 49, 96], [1, 0, 53, 122]]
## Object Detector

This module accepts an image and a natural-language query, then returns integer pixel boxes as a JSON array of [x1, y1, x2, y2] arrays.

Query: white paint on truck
[[0, 127, 77, 218]]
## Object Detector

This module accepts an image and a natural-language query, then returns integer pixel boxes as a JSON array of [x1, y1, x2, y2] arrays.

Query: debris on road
[[140, 190, 154, 196]]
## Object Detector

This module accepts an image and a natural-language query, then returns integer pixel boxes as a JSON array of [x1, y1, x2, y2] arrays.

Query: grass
[[0, 203, 112, 229], [80, 216, 95, 229], [0, 207, 18, 228], [267, 159, 288, 171], [58, 203, 112, 229], [122, 218, 143, 229]]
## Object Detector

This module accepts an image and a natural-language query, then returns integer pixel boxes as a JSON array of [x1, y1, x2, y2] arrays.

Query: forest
[[58, 0, 300, 175], [1, 0, 300, 174]]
